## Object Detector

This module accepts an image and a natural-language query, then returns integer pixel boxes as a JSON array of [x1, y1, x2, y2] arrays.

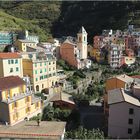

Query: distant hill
[[0, 1, 140, 43]]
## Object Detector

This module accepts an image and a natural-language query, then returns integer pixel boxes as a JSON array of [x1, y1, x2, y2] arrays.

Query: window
[[8, 60, 10, 64], [44, 62, 46, 66], [49, 68, 51, 71], [128, 128, 132, 134], [10, 68, 13, 73], [44, 75, 47, 79], [53, 61, 55, 64], [128, 119, 133, 124], [40, 76, 43, 80], [16, 67, 19, 72], [49, 62, 51, 65], [84, 36, 86, 41], [11, 59, 14, 64], [35, 70, 37, 74], [40, 63, 42, 66], [45, 68, 47, 72], [15, 59, 18, 64], [129, 108, 134, 114], [40, 69, 42, 73], [36, 78, 38, 81], [35, 63, 37, 67], [53, 67, 55, 70], [42, 84, 44, 88]]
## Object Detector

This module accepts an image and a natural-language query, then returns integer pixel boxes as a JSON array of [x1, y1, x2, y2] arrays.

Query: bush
[[73, 70, 86, 78], [41, 105, 71, 121], [65, 126, 104, 139]]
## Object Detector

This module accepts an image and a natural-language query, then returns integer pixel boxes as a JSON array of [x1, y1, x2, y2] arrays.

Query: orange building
[[60, 27, 91, 69], [104, 74, 134, 129], [104, 74, 134, 115], [60, 39, 78, 68]]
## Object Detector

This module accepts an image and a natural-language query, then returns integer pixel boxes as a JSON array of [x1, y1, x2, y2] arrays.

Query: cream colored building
[[21, 52, 58, 92], [0, 53, 23, 78], [0, 76, 42, 126]]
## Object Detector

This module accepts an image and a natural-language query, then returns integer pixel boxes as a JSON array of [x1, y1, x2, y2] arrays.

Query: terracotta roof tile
[[0, 53, 21, 59], [0, 76, 25, 91]]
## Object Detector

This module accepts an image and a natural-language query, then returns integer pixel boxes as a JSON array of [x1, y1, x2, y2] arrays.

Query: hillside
[[0, 1, 140, 43]]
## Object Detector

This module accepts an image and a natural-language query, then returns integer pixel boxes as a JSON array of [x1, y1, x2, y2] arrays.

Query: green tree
[[65, 126, 104, 139]]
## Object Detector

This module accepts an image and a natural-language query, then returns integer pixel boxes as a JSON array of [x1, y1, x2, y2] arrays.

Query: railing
[[3, 92, 32, 103]]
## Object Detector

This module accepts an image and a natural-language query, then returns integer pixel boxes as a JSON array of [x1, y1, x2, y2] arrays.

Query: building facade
[[0, 53, 23, 78], [60, 27, 91, 69], [22, 52, 58, 92], [0, 76, 41, 126], [0, 32, 17, 48], [108, 45, 122, 68], [15, 39, 37, 52], [108, 88, 140, 138]]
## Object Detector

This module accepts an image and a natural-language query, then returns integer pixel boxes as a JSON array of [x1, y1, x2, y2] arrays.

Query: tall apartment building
[[0, 53, 23, 78], [22, 52, 57, 92], [108, 45, 122, 68], [0, 76, 41, 126]]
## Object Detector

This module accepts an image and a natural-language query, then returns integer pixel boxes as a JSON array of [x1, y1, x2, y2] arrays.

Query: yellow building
[[22, 52, 58, 92], [15, 39, 37, 52], [0, 53, 23, 78], [93, 48, 103, 62], [0, 76, 42, 126]]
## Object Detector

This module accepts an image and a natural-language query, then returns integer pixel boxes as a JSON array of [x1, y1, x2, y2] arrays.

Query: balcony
[[2, 92, 32, 104]]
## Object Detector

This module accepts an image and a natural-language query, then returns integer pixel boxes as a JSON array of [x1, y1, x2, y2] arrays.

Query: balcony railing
[[2, 92, 32, 104]]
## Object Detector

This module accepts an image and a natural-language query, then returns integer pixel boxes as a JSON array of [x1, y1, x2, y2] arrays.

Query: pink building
[[108, 88, 140, 138]]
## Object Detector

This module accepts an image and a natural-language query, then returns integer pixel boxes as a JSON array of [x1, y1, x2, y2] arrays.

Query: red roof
[[131, 75, 140, 79], [0, 53, 21, 59], [0, 76, 25, 91]]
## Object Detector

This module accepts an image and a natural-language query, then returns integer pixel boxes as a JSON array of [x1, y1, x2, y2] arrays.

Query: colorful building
[[60, 27, 91, 69], [0, 32, 17, 48], [108, 45, 122, 68], [0, 53, 23, 78], [104, 74, 134, 115], [108, 87, 140, 138], [0, 76, 42, 125], [22, 52, 58, 92], [15, 39, 37, 52], [50, 92, 75, 110]]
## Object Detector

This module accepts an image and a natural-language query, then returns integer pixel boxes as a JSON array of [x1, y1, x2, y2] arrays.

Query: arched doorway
[[36, 85, 39, 91]]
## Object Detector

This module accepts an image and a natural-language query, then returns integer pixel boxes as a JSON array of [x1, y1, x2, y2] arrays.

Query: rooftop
[[0, 76, 25, 91], [0, 121, 66, 139], [78, 26, 87, 34], [108, 74, 134, 83], [50, 92, 75, 105], [116, 74, 134, 83], [0, 52, 21, 59], [18, 39, 36, 43], [108, 88, 140, 106]]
